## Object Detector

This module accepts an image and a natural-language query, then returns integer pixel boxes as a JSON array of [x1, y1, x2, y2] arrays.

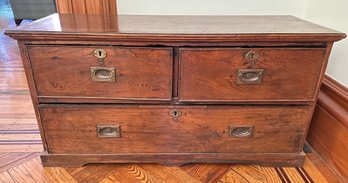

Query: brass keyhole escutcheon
[[94, 49, 107, 59], [170, 109, 182, 118], [245, 51, 260, 61]]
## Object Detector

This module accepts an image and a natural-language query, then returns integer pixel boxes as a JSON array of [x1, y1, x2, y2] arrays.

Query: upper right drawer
[[179, 48, 327, 102]]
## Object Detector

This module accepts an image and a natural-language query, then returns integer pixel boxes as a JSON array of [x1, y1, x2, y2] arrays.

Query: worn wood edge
[[40, 151, 305, 167], [5, 32, 346, 42], [300, 43, 334, 149], [37, 104, 310, 109], [23, 41, 330, 47], [17, 41, 48, 152], [4, 13, 346, 42], [318, 74, 348, 129], [38, 97, 313, 105]]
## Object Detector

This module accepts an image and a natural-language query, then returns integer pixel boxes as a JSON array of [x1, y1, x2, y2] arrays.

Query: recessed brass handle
[[236, 69, 264, 85], [97, 125, 120, 138], [90, 66, 116, 82], [229, 125, 253, 138]]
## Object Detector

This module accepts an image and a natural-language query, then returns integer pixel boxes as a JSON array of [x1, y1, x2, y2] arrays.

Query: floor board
[[0, 0, 343, 182]]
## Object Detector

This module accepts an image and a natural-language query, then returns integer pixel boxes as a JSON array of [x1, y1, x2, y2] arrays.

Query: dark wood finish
[[25, 40, 333, 47], [17, 41, 48, 151], [179, 48, 326, 102], [298, 43, 333, 149], [40, 105, 309, 154], [0, 7, 342, 181], [307, 75, 348, 182], [5, 14, 345, 167], [56, 0, 117, 15], [28, 46, 173, 101], [40, 152, 306, 167], [4, 14, 346, 42]]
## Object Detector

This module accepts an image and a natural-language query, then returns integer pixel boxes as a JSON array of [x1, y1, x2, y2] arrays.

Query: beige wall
[[117, 0, 305, 16], [117, 0, 348, 86], [303, 0, 348, 86]]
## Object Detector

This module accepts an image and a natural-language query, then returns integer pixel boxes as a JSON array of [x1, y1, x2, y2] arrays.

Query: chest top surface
[[5, 13, 346, 42]]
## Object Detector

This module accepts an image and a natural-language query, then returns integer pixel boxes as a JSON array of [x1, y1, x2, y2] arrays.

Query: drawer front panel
[[179, 48, 326, 102], [28, 46, 173, 101], [41, 105, 309, 154]]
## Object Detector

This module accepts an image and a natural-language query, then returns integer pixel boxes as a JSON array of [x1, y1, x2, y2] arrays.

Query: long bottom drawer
[[40, 105, 310, 154]]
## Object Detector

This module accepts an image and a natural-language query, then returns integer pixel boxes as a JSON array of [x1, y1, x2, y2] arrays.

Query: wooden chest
[[5, 14, 346, 167]]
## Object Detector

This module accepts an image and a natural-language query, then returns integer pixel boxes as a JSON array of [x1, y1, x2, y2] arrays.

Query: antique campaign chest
[[5, 14, 346, 167]]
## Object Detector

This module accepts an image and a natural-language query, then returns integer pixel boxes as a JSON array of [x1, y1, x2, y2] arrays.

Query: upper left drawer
[[28, 46, 173, 101]]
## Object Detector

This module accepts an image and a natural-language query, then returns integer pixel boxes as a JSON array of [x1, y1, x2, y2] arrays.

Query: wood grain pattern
[[0, 152, 39, 173], [7, 163, 37, 182], [318, 75, 348, 128], [40, 105, 309, 154], [28, 46, 173, 101], [5, 14, 346, 42], [307, 75, 348, 182], [4, 11, 346, 168], [0, 5, 342, 182], [181, 164, 231, 183], [21, 157, 57, 183], [179, 48, 326, 102], [17, 40, 49, 151], [56, 0, 117, 15], [302, 154, 332, 183], [0, 171, 15, 183], [40, 151, 306, 167], [0, 67, 28, 91], [306, 148, 343, 183]]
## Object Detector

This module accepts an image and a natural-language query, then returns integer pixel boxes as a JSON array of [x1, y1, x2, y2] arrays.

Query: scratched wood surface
[[0, 0, 343, 182]]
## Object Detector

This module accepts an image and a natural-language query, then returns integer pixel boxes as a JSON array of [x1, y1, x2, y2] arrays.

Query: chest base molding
[[40, 151, 305, 167]]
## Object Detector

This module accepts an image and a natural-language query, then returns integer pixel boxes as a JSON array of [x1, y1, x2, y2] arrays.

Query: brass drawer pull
[[97, 125, 120, 138], [229, 125, 253, 138], [90, 66, 116, 82], [236, 69, 264, 85]]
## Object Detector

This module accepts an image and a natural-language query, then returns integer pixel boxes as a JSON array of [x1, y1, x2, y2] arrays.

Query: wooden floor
[[0, 0, 343, 182]]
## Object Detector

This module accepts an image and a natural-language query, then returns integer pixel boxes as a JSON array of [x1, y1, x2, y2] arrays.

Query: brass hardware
[[90, 67, 116, 82], [94, 49, 107, 65], [245, 51, 260, 61], [97, 125, 120, 138], [170, 109, 182, 118], [229, 125, 253, 138], [94, 49, 107, 59], [236, 68, 264, 85]]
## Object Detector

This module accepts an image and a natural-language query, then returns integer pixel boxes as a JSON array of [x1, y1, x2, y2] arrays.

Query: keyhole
[[94, 49, 106, 59], [170, 109, 182, 118], [245, 51, 259, 61], [250, 53, 256, 59]]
